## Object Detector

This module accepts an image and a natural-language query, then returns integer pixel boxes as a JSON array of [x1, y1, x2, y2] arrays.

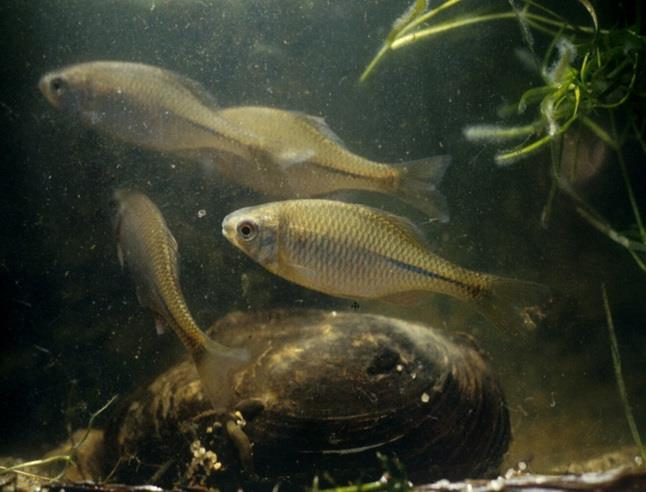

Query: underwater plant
[[0, 395, 116, 484], [311, 452, 412, 492], [361, 0, 646, 272], [602, 284, 646, 465]]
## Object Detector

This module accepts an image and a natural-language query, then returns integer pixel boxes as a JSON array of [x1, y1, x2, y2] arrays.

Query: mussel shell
[[106, 310, 509, 486]]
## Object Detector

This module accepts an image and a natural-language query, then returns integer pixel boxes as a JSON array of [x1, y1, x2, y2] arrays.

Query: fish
[[215, 106, 451, 221], [39, 61, 261, 159], [39, 61, 450, 221], [222, 199, 551, 331], [113, 188, 248, 412]]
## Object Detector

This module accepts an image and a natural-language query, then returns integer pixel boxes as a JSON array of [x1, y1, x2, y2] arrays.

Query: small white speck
[[421, 392, 430, 403], [197, 209, 207, 218], [396, 364, 404, 372]]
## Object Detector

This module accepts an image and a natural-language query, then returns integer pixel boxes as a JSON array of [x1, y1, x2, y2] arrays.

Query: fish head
[[222, 206, 280, 271], [39, 63, 114, 126], [39, 65, 88, 114], [112, 188, 138, 224], [111, 188, 139, 268]]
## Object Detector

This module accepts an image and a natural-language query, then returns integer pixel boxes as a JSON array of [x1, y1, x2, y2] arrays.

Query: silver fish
[[39, 61, 261, 158], [114, 188, 248, 412], [222, 199, 551, 331]]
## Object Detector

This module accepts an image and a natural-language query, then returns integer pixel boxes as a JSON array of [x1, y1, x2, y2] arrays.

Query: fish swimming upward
[[113, 189, 249, 412], [222, 199, 551, 331], [40, 61, 450, 221]]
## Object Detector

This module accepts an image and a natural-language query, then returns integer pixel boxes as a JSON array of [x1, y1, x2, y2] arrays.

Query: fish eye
[[50, 76, 67, 95], [237, 220, 258, 241]]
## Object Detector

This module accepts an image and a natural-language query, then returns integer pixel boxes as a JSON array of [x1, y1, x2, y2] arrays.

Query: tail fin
[[396, 155, 451, 222], [474, 276, 554, 331], [194, 338, 250, 413]]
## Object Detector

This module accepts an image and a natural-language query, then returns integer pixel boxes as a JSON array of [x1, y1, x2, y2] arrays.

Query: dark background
[[1, 0, 643, 471]]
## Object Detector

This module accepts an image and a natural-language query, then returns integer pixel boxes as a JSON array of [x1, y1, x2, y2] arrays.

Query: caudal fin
[[194, 337, 250, 413], [474, 276, 554, 331], [396, 155, 451, 222]]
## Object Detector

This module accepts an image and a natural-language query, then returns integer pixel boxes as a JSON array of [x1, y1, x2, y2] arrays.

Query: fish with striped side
[[222, 199, 551, 331], [114, 189, 249, 413]]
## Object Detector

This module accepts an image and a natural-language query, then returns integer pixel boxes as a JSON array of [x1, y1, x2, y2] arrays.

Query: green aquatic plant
[[601, 285, 646, 464], [0, 395, 117, 483], [361, 0, 646, 271], [311, 453, 411, 492]]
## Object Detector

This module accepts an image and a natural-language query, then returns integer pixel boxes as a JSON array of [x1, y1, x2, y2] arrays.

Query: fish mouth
[[221, 213, 236, 241], [38, 74, 60, 108]]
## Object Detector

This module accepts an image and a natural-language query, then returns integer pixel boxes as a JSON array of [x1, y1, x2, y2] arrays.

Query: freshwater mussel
[[105, 308, 510, 487]]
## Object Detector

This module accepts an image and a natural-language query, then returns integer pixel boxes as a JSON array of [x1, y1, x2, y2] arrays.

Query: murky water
[[1, 0, 644, 487]]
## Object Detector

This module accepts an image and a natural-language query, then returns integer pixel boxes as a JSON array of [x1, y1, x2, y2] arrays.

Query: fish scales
[[219, 106, 397, 182], [115, 189, 250, 414], [223, 199, 551, 331], [215, 106, 451, 220], [40, 63, 451, 220], [234, 200, 487, 300], [115, 190, 209, 355], [39, 61, 260, 157]]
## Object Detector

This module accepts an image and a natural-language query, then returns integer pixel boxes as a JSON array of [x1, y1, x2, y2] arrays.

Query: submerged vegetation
[[361, 0, 646, 272], [0, 395, 116, 484], [602, 285, 646, 465], [311, 453, 412, 492]]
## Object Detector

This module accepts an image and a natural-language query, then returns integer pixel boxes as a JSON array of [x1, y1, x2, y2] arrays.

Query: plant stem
[[359, 0, 432, 83], [580, 116, 617, 148], [0, 455, 72, 473], [463, 122, 537, 142], [495, 133, 553, 165], [398, 0, 463, 38], [541, 138, 562, 227], [575, 207, 646, 254], [610, 112, 646, 244], [392, 12, 518, 49], [601, 285, 646, 463], [314, 478, 409, 492], [359, 45, 391, 83]]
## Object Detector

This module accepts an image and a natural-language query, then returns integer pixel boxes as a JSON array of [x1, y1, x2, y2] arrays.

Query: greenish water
[[1, 0, 644, 485]]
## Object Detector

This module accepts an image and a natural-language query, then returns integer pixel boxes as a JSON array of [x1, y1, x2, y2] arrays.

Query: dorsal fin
[[371, 207, 430, 247], [162, 220, 180, 274], [292, 112, 347, 148], [167, 70, 219, 109]]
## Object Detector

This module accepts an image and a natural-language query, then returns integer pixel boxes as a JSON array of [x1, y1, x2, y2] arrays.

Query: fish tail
[[474, 276, 554, 331], [395, 155, 451, 222], [195, 337, 251, 412], [203, 336, 250, 364]]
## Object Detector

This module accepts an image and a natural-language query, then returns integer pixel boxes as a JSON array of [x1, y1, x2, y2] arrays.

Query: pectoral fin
[[116, 242, 125, 268], [155, 317, 167, 335], [286, 262, 318, 282], [273, 148, 316, 169]]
